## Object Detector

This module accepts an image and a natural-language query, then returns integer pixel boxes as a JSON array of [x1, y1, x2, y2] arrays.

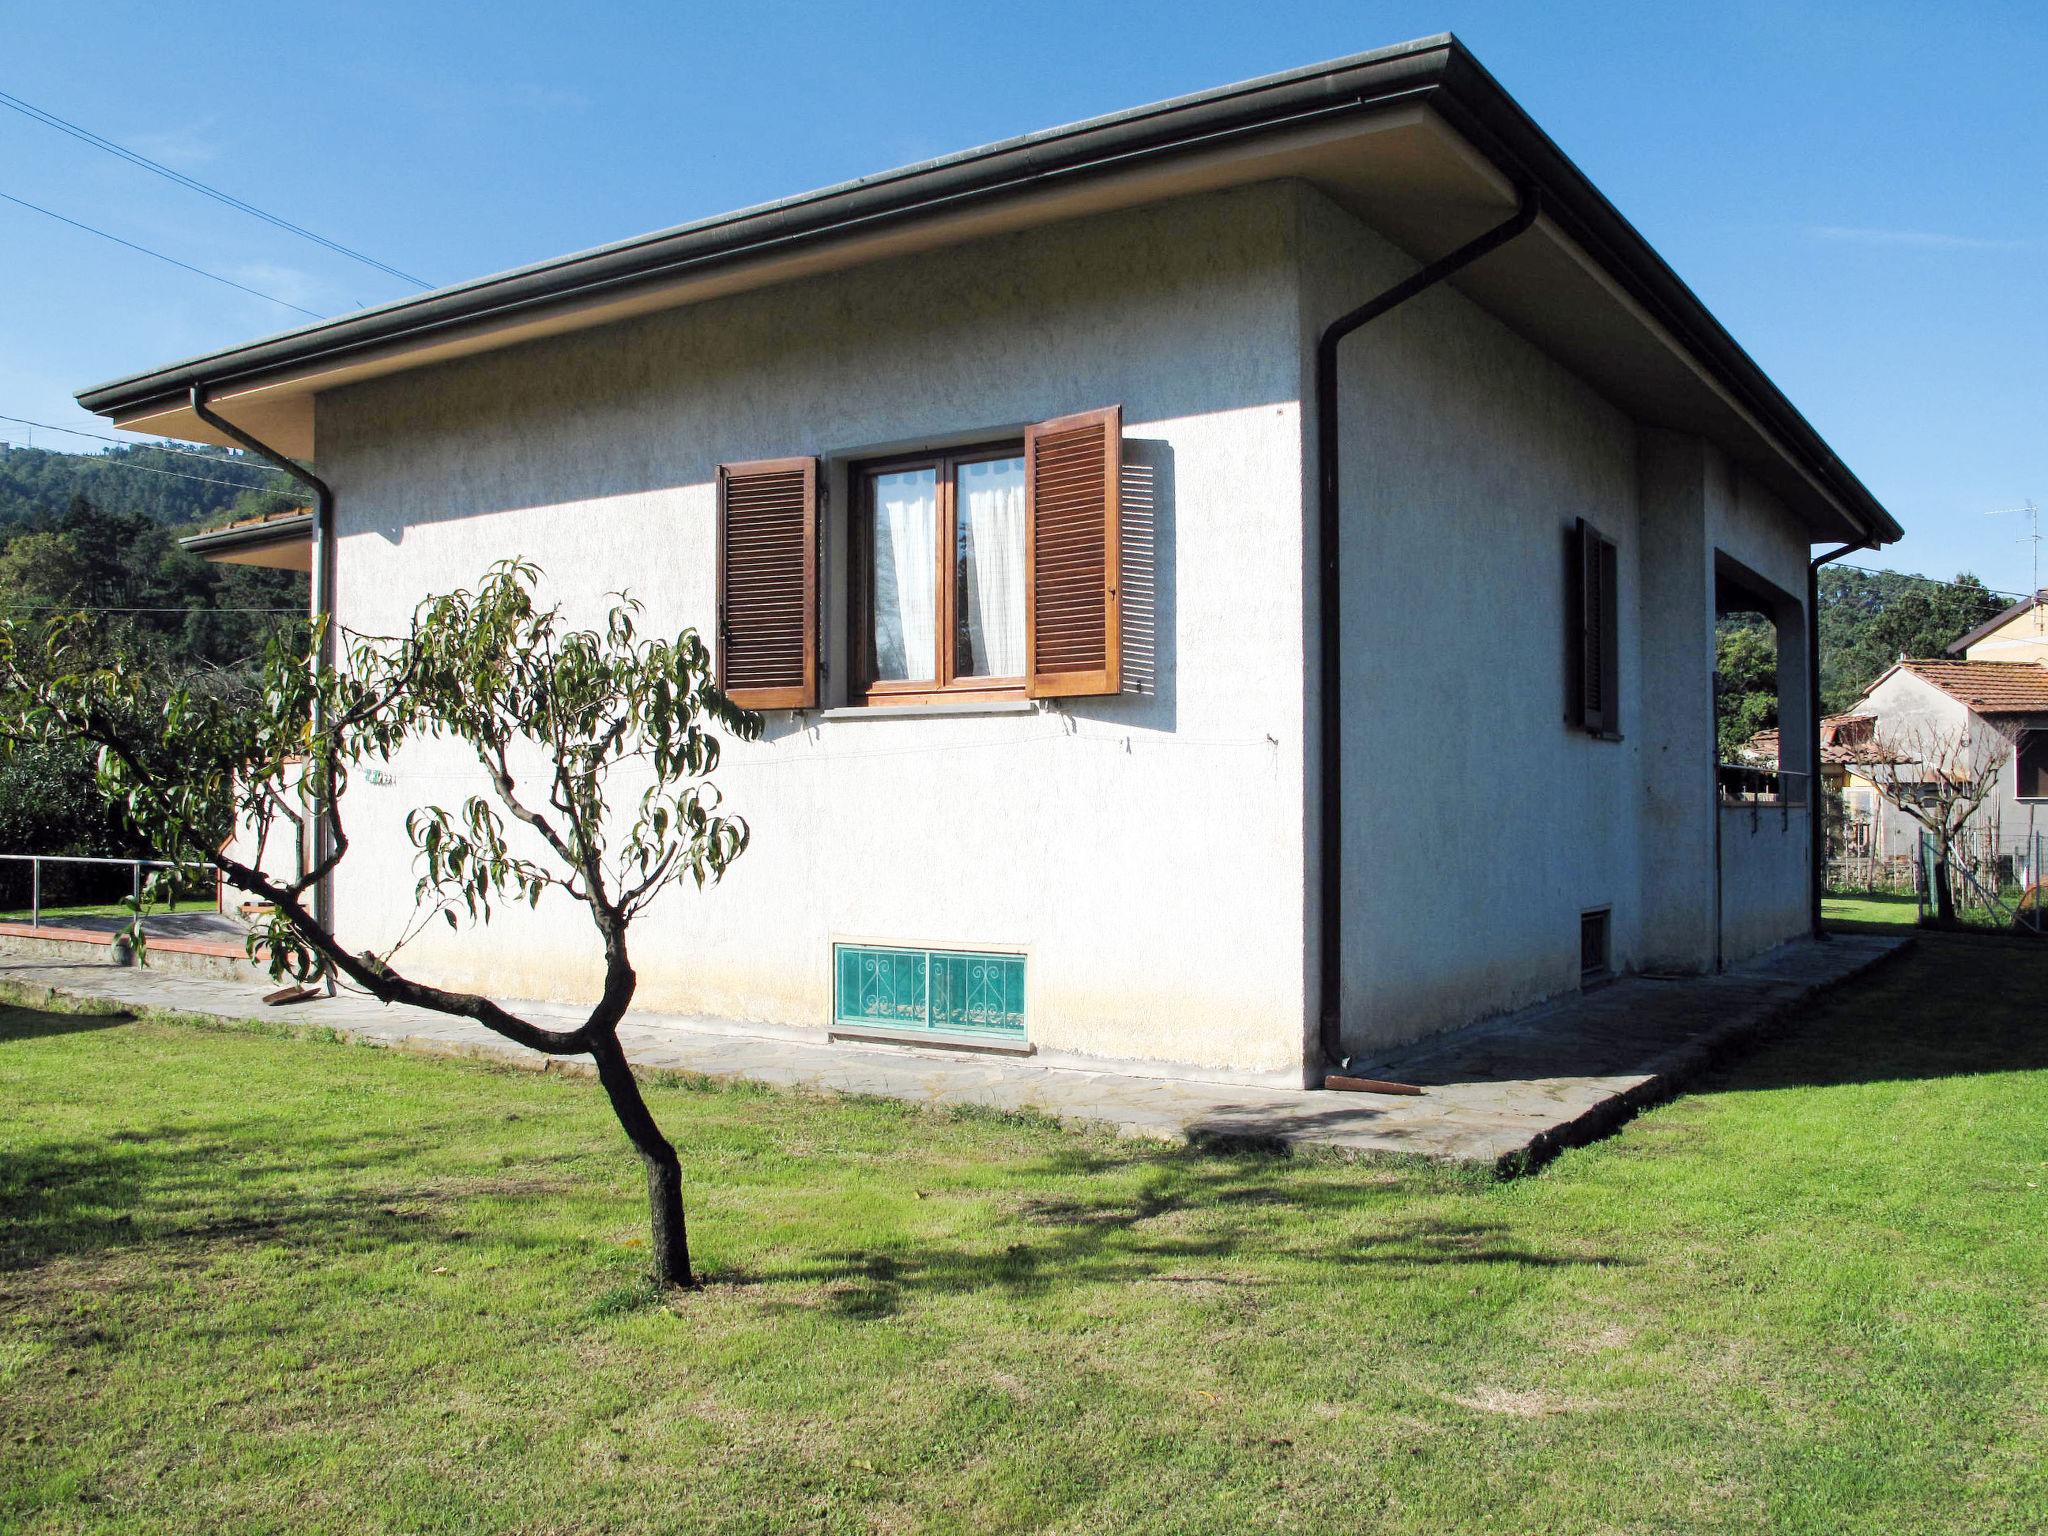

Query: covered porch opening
[[1712, 554, 1812, 966]]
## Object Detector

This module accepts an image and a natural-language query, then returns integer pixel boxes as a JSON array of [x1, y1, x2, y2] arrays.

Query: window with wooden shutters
[[1566, 517, 1620, 737], [716, 457, 817, 709], [842, 406, 1123, 706], [1025, 405, 1121, 699]]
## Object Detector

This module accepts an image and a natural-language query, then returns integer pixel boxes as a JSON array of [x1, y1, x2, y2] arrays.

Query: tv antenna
[[1988, 499, 2043, 629]]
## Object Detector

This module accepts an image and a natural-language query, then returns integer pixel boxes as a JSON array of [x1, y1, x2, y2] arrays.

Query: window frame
[[849, 437, 1028, 707], [2017, 729, 2048, 802]]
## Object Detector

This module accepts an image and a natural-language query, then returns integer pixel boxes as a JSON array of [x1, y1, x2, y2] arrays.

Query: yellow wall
[[1963, 602, 2048, 662]]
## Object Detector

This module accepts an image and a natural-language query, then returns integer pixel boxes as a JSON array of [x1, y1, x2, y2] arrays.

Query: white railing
[[0, 853, 211, 930]]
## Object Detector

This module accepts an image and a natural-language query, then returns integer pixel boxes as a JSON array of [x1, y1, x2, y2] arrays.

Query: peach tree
[[0, 559, 756, 1287]]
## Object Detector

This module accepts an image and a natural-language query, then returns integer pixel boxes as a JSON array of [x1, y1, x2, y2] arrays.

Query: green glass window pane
[[836, 946, 1023, 1039]]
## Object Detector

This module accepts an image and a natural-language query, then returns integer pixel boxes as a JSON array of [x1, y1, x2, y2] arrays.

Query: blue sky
[[3, 1, 2042, 588]]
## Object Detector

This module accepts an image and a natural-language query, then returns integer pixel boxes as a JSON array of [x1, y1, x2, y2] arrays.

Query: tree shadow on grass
[[0, 1117, 572, 1287], [746, 1144, 1630, 1321], [0, 1004, 134, 1044], [1698, 929, 2048, 1095]]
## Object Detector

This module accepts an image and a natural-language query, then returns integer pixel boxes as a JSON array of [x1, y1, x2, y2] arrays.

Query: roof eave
[[75, 32, 1899, 546]]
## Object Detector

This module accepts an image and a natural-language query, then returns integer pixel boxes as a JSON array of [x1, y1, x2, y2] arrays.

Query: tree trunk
[[588, 1031, 692, 1288], [1931, 841, 1957, 926]]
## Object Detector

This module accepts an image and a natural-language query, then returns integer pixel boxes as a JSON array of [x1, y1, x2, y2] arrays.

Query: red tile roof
[[1898, 659, 2048, 714], [1740, 715, 1890, 767]]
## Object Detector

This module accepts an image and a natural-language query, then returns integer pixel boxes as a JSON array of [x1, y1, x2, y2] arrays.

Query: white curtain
[[873, 468, 936, 681], [958, 456, 1027, 677]]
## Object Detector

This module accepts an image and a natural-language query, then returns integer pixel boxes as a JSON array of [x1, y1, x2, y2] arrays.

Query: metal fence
[[0, 854, 213, 929], [1830, 828, 2048, 933]]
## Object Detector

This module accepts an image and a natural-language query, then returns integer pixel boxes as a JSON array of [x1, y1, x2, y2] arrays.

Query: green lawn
[[1823, 890, 1922, 927], [2, 935, 2044, 1534], [1826, 889, 2045, 934], [0, 903, 174, 923]]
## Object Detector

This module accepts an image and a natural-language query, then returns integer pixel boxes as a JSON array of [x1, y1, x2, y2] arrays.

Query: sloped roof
[[1946, 592, 2046, 654], [1740, 714, 1889, 767], [1898, 659, 2048, 714], [67, 35, 1898, 546]]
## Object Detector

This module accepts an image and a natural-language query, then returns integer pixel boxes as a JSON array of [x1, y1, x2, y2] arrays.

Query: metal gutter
[[77, 37, 1457, 416], [178, 511, 314, 560], [1313, 186, 1540, 1075], [70, 34, 1900, 543], [188, 386, 337, 951]]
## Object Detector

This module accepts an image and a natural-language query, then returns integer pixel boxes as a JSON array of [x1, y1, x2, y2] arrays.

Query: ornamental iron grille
[[834, 944, 1026, 1041]]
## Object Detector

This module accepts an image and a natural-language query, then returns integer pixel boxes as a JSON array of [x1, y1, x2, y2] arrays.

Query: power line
[[0, 188, 323, 318], [2, 449, 301, 499], [0, 87, 429, 289], [0, 412, 280, 474], [1834, 564, 2031, 602], [2, 604, 304, 614]]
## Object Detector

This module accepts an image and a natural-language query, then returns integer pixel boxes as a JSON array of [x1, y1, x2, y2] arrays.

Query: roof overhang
[[1946, 592, 2044, 654], [76, 33, 1900, 546], [179, 512, 314, 572]]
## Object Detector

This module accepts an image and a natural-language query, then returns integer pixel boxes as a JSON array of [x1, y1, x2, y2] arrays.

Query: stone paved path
[[0, 933, 1905, 1169]]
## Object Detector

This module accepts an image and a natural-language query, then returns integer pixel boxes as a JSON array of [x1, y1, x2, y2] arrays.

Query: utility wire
[[0, 87, 429, 288], [0, 412, 276, 473], [0, 188, 323, 318], [1, 603, 303, 614], [1834, 564, 2032, 603], [5, 451, 302, 499]]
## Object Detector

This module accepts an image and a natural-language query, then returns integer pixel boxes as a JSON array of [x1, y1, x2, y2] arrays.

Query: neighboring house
[[75, 36, 1901, 1087], [1838, 658, 2048, 886], [1742, 713, 1905, 868], [1948, 591, 2048, 665]]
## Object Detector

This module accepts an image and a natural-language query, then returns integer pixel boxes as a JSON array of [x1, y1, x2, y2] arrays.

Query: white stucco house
[[1835, 654, 2048, 882], [81, 36, 1901, 1088]]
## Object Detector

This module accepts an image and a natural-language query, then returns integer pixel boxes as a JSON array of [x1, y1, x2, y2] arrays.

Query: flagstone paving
[[0, 932, 1905, 1169]]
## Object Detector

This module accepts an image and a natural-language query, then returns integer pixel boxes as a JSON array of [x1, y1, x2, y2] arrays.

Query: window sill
[[830, 1024, 1034, 1055], [817, 699, 1039, 721]]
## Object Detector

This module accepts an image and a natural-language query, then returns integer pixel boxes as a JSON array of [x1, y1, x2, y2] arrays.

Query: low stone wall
[[0, 922, 268, 986]]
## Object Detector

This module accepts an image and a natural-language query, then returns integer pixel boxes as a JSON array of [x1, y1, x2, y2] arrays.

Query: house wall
[[1636, 431, 1718, 971], [1297, 190, 1819, 1053], [1300, 190, 1645, 1054], [1853, 670, 2045, 864], [1962, 604, 2048, 663], [315, 184, 1315, 1083]]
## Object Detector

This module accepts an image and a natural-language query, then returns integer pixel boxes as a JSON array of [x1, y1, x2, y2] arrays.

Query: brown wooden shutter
[[716, 457, 817, 709], [1567, 517, 1619, 736], [1024, 405, 1121, 698]]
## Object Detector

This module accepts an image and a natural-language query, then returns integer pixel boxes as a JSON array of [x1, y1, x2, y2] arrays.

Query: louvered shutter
[[1024, 405, 1121, 698], [1567, 517, 1619, 736], [716, 457, 817, 709]]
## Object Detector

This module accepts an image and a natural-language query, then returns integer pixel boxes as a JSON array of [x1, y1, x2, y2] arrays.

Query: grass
[[0, 898, 210, 923], [2, 937, 2044, 1534], [1823, 890, 1922, 927], [1826, 889, 2047, 934]]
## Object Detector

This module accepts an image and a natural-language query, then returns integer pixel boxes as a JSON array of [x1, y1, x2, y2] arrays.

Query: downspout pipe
[[1806, 537, 1872, 938], [189, 385, 337, 946], [1314, 185, 1539, 1077]]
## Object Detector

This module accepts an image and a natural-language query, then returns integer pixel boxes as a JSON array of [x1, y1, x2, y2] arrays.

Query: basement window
[[1579, 908, 1612, 986], [833, 944, 1027, 1044]]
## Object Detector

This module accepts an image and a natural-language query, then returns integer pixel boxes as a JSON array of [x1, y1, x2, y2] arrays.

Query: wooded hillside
[[0, 443, 309, 885]]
